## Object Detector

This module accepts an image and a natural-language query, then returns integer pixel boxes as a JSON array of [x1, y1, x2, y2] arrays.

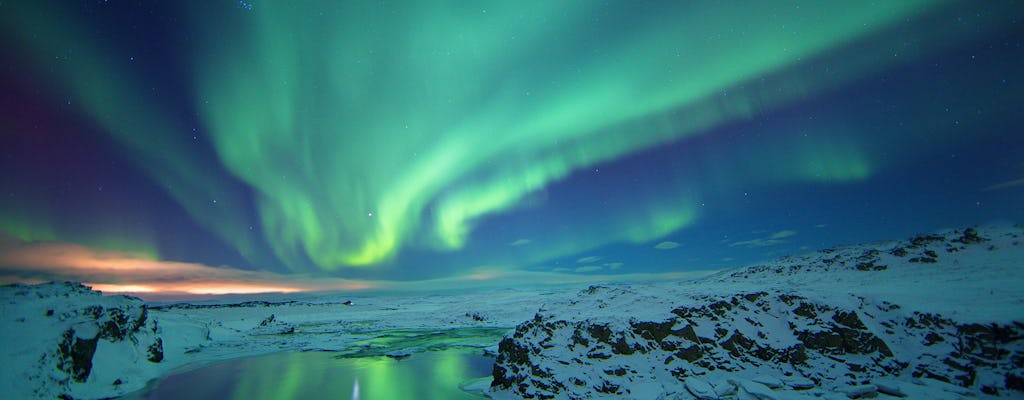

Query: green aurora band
[[194, 0, 937, 269], [3, 0, 1014, 273]]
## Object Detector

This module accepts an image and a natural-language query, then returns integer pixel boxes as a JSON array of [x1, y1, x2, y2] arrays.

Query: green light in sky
[[0, 201, 158, 260], [193, 0, 943, 269], [0, 3, 273, 267], [7, 0, 1012, 273]]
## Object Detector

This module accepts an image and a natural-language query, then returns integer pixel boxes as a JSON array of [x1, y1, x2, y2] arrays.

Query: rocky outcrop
[[493, 292, 1024, 398], [249, 314, 296, 335], [52, 301, 161, 384], [2, 282, 164, 399], [491, 227, 1024, 398]]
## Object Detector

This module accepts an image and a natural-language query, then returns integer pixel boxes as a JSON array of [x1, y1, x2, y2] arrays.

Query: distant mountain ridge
[[489, 226, 1024, 399]]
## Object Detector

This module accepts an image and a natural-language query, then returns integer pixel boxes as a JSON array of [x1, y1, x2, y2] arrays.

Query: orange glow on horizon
[[88, 284, 157, 293], [82, 280, 381, 297], [182, 284, 302, 295], [0, 239, 379, 297]]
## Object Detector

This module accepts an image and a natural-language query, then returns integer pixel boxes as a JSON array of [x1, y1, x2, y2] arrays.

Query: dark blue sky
[[0, 1, 1021, 293]]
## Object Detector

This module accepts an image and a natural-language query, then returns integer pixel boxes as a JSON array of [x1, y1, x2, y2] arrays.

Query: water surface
[[141, 349, 494, 400]]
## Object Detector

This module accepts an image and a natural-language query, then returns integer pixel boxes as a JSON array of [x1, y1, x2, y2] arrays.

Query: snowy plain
[[1, 225, 1022, 399]]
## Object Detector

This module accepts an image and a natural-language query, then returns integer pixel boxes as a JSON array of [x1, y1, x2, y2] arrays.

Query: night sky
[[1, 1, 1021, 295]]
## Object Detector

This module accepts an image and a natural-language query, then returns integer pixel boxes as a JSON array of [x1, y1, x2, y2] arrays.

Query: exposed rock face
[[58, 328, 99, 382], [491, 227, 1024, 399]]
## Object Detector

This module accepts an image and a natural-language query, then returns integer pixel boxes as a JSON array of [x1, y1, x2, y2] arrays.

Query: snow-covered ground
[[1, 225, 1022, 399], [0, 280, 578, 399], [488, 226, 1024, 399]]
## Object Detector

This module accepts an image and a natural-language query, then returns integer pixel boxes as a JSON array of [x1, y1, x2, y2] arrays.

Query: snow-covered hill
[[488, 226, 1024, 399]]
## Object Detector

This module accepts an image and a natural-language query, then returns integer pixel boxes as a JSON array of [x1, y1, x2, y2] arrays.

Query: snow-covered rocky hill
[[0, 282, 164, 399], [488, 226, 1024, 399]]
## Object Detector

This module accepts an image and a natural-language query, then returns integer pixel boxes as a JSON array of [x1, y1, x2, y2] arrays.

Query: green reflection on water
[[146, 349, 492, 400]]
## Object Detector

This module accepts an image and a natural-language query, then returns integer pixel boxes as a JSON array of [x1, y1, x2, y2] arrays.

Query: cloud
[[576, 256, 602, 264], [769, 230, 797, 239], [574, 265, 603, 273], [814, 224, 827, 228], [509, 239, 532, 246], [654, 241, 680, 250], [604, 262, 623, 270], [729, 230, 797, 248], [983, 162, 1024, 190], [0, 238, 374, 298], [984, 177, 1024, 191]]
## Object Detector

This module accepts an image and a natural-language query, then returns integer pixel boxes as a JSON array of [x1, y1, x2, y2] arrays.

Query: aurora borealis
[[0, 1, 1022, 294]]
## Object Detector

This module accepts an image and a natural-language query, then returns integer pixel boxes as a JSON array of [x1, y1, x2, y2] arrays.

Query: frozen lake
[[133, 348, 494, 400]]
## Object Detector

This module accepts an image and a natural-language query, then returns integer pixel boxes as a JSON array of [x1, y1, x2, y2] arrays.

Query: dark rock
[[604, 367, 627, 376], [632, 320, 675, 343], [1007, 373, 1024, 391], [909, 234, 944, 247], [708, 300, 733, 317], [675, 345, 703, 362], [953, 227, 987, 244], [675, 324, 700, 343], [594, 381, 620, 394], [794, 302, 817, 318], [721, 331, 755, 357], [833, 311, 867, 330], [587, 324, 612, 344], [587, 351, 612, 360], [570, 328, 590, 348], [100, 320, 124, 341], [924, 332, 944, 346], [147, 338, 164, 363], [743, 292, 768, 302], [59, 328, 100, 382], [796, 325, 892, 358], [610, 336, 635, 355]]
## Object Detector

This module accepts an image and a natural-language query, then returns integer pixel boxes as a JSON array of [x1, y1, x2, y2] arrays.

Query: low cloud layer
[[654, 241, 681, 250], [728, 230, 797, 248], [0, 236, 717, 300]]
